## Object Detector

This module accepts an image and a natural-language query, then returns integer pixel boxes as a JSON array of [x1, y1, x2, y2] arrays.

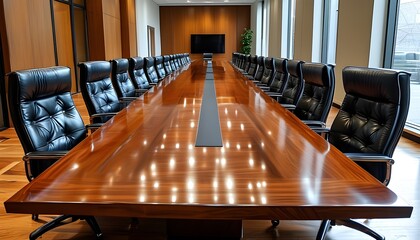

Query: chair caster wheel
[[32, 214, 39, 221], [271, 220, 280, 227]]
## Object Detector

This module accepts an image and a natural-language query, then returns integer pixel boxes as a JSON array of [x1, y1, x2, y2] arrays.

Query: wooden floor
[[0, 93, 419, 240]]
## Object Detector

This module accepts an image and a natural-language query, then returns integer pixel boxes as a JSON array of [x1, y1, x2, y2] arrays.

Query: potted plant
[[241, 28, 253, 54]]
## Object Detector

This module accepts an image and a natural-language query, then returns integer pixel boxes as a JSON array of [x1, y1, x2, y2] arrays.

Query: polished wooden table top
[[5, 61, 412, 221]]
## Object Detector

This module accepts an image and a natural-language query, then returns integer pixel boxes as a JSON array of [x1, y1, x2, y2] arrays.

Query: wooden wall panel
[[160, 6, 250, 60], [86, 0, 123, 61], [1, 0, 55, 72], [103, 0, 122, 60], [86, 0, 106, 60], [53, 2, 77, 92]]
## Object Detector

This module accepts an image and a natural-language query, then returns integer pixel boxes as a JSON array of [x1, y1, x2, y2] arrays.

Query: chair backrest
[[278, 60, 304, 105], [293, 62, 335, 123], [242, 55, 251, 72], [128, 57, 150, 90], [252, 56, 265, 80], [111, 58, 137, 98], [173, 54, 180, 69], [268, 58, 289, 93], [8, 66, 86, 179], [79, 61, 121, 123], [184, 53, 191, 63], [330, 66, 410, 156], [154, 55, 166, 79], [329, 66, 410, 182], [260, 57, 275, 85], [246, 55, 259, 76], [169, 54, 177, 71], [163, 55, 173, 75], [144, 56, 159, 83]]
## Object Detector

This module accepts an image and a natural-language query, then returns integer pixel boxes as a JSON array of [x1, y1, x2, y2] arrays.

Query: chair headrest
[[79, 61, 111, 82], [155, 56, 164, 64], [343, 66, 410, 104], [163, 55, 170, 61], [302, 63, 335, 87], [274, 58, 288, 73], [264, 57, 274, 69], [9, 66, 71, 101], [129, 57, 144, 70], [111, 58, 129, 74], [287, 60, 304, 78], [145, 57, 155, 67]]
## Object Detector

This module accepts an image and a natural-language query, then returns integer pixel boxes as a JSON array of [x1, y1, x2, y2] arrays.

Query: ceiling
[[153, 0, 258, 6]]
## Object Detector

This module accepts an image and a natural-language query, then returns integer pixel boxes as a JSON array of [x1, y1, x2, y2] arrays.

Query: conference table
[[5, 60, 413, 239]]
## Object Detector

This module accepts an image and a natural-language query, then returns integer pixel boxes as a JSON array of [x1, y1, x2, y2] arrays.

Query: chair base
[[316, 219, 385, 240], [29, 215, 102, 240]]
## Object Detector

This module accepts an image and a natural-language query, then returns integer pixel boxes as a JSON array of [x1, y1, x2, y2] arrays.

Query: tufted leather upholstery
[[163, 55, 173, 75], [293, 63, 335, 122], [266, 58, 289, 93], [8, 66, 87, 179], [144, 57, 159, 84], [278, 60, 304, 105], [241, 55, 251, 73], [154, 56, 166, 80], [169, 54, 177, 71], [129, 57, 151, 90], [249, 56, 265, 81], [111, 58, 137, 98], [329, 66, 410, 182], [173, 54, 181, 69], [245, 55, 258, 77], [79, 61, 121, 123], [258, 57, 275, 86]]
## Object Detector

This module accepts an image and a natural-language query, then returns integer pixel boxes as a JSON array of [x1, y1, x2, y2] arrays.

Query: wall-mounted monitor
[[191, 34, 225, 54]]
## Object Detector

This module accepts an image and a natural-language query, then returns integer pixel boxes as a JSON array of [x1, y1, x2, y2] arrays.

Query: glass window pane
[[392, 0, 420, 130]]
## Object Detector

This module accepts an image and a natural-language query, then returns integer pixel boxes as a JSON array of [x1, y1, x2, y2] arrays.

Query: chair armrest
[[86, 123, 103, 130], [136, 89, 149, 94], [345, 153, 395, 165], [119, 97, 137, 102], [281, 104, 296, 111], [266, 92, 282, 97], [301, 120, 326, 128], [23, 151, 68, 161]]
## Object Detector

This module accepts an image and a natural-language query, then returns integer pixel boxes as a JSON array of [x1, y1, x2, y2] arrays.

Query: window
[[390, 0, 420, 134], [321, 0, 339, 64]]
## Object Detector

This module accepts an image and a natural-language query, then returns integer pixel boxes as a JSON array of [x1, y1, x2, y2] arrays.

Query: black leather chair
[[239, 55, 250, 72], [255, 57, 275, 87], [315, 66, 411, 240], [163, 55, 173, 75], [247, 56, 265, 81], [128, 57, 154, 91], [111, 58, 145, 99], [79, 61, 122, 124], [283, 62, 335, 127], [173, 54, 181, 69], [144, 56, 160, 84], [169, 54, 177, 71], [276, 59, 304, 105], [243, 55, 258, 78], [185, 53, 191, 63], [262, 58, 289, 95], [8, 66, 102, 240], [154, 55, 166, 80]]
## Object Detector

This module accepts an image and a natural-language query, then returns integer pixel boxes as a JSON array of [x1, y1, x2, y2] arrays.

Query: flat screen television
[[191, 34, 225, 54]]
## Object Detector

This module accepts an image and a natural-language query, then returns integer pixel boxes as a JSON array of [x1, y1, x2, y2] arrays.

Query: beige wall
[[293, 0, 314, 61], [334, 0, 375, 104], [267, 0, 282, 57]]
